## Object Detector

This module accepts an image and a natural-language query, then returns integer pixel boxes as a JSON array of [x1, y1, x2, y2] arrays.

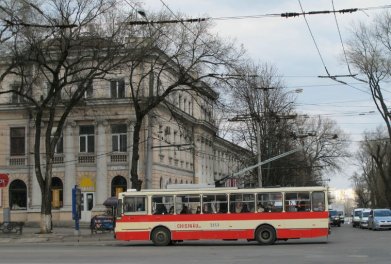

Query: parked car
[[352, 208, 364, 228], [368, 209, 391, 230], [359, 209, 371, 229], [329, 209, 341, 227]]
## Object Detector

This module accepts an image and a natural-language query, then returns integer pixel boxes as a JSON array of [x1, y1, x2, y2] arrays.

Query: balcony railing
[[110, 153, 127, 163], [78, 153, 96, 164], [53, 155, 64, 164], [9, 156, 26, 166]]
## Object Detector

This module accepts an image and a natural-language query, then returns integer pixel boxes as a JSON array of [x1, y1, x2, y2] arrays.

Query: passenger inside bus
[[241, 203, 250, 213], [296, 201, 306, 212], [180, 205, 189, 214], [154, 204, 168, 215], [168, 206, 175, 214], [257, 203, 265, 212], [202, 204, 209, 214], [196, 206, 201, 214], [219, 203, 228, 213], [265, 202, 274, 212], [235, 202, 242, 213], [313, 202, 324, 211]]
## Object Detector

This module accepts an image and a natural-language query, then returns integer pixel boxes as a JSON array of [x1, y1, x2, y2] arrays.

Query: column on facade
[[30, 170, 41, 209], [63, 121, 76, 209], [209, 139, 213, 183], [127, 120, 134, 188], [95, 119, 108, 209], [200, 136, 206, 183], [28, 120, 41, 209]]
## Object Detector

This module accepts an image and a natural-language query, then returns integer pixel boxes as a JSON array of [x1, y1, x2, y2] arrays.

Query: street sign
[[0, 173, 9, 188]]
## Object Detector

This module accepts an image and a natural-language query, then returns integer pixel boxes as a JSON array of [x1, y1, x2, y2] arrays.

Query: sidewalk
[[0, 226, 116, 245]]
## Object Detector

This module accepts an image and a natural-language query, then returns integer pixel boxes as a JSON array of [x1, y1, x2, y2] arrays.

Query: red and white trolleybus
[[114, 186, 329, 246]]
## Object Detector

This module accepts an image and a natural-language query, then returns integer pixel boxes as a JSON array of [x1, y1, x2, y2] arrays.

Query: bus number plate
[[210, 222, 219, 228]]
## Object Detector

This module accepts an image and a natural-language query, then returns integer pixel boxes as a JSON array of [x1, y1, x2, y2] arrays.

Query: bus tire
[[151, 227, 171, 246], [255, 225, 276, 245]]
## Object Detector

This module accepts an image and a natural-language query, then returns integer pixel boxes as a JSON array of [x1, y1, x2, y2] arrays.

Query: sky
[[137, 0, 391, 190]]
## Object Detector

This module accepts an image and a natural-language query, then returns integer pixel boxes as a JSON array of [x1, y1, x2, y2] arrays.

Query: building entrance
[[81, 192, 94, 222]]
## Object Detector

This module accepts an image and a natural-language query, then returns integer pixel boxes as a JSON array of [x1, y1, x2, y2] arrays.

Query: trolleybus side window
[[175, 194, 200, 214], [202, 194, 228, 214], [285, 192, 310, 212], [123, 196, 147, 214], [229, 193, 255, 213], [152, 195, 174, 215], [257, 192, 283, 212], [311, 191, 325, 211]]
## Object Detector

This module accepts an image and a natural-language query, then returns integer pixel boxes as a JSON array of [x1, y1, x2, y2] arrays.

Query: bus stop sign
[[0, 174, 9, 188]]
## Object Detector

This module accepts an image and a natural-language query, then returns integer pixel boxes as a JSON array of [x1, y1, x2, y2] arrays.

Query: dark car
[[329, 209, 341, 227], [337, 211, 345, 224]]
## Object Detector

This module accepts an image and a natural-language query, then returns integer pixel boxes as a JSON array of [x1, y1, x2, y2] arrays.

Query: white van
[[352, 208, 364, 228], [359, 209, 371, 229]]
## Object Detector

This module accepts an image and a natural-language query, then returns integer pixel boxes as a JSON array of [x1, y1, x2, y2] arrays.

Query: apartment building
[[0, 70, 250, 224]]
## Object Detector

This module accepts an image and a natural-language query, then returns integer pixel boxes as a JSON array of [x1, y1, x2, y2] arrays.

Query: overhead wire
[[298, 0, 330, 77]]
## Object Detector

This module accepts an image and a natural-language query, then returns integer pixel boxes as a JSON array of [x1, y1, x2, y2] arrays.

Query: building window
[[51, 177, 63, 209], [79, 125, 95, 153], [83, 80, 93, 99], [51, 128, 63, 154], [10, 83, 25, 104], [55, 136, 64, 153], [111, 124, 127, 152], [110, 79, 125, 98], [10, 127, 25, 156], [9, 179, 27, 210]]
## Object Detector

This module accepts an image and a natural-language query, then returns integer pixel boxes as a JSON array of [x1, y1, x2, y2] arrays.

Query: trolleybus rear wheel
[[255, 225, 276, 245]]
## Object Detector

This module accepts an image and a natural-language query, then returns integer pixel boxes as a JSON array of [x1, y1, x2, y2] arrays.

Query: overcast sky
[[137, 0, 391, 190]]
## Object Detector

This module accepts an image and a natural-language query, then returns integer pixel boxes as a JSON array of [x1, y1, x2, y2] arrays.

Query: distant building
[[329, 188, 357, 215]]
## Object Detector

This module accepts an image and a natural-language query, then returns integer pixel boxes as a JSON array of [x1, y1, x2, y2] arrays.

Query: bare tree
[[123, 11, 244, 190], [0, 0, 145, 233], [347, 12, 391, 206], [354, 128, 391, 207], [225, 63, 350, 187], [226, 62, 303, 187], [293, 116, 350, 186]]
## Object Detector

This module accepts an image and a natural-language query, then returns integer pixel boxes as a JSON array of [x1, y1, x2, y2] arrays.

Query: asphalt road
[[1, 224, 390, 264]]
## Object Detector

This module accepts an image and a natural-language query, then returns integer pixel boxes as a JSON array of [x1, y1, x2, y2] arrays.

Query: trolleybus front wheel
[[255, 225, 276, 245], [151, 227, 171, 246]]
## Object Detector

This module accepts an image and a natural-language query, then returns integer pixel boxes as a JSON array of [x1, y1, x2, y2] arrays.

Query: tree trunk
[[130, 117, 143, 191], [39, 190, 52, 233]]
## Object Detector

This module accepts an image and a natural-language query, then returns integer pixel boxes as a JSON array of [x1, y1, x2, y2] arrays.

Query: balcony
[[9, 156, 26, 166], [78, 153, 96, 164], [53, 154, 64, 164], [110, 153, 127, 163]]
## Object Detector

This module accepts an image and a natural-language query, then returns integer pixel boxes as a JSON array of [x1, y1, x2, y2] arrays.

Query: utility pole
[[145, 69, 154, 189], [256, 122, 262, 187]]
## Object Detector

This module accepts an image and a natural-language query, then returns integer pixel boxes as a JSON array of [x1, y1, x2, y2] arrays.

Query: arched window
[[175, 179, 178, 184], [51, 177, 63, 209], [111, 175, 127, 197], [9, 179, 27, 210]]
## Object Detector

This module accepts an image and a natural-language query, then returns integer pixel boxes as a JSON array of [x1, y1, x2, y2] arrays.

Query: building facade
[[0, 70, 250, 224]]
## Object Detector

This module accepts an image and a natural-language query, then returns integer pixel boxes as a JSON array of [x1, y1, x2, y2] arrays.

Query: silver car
[[368, 209, 391, 230]]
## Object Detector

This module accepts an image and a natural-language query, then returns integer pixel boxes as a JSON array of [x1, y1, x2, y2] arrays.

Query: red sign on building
[[0, 173, 9, 188]]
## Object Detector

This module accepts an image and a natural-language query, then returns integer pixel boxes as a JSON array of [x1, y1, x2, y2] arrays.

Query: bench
[[0, 221, 24, 234]]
